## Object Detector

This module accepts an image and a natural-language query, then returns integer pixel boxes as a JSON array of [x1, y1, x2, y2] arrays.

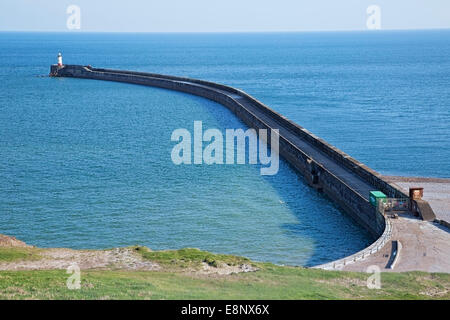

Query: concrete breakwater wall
[[50, 64, 397, 242]]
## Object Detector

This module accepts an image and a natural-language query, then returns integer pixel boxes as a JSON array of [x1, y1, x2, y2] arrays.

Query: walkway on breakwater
[[342, 214, 450, 273], [212, 88, 375, 199], [50, 64, 448, 273]]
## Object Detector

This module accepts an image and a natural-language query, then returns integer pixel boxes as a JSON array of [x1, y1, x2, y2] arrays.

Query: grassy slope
[[0, 247, 42, 262], [0, 246, 448, 300]]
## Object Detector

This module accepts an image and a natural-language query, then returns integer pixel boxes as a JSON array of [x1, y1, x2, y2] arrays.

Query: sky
[[0, 0, 449, 32]]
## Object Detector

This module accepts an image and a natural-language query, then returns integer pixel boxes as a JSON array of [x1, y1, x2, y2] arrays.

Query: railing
[[377, 198, 410, 215], [313, 216, 393, 270], [313, 197, 411, 270]]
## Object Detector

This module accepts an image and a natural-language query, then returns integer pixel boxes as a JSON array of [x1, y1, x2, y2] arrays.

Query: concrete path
[[384, 176, 450, 223], [236, 96, 375, 199], [342, 214, 450, 273]]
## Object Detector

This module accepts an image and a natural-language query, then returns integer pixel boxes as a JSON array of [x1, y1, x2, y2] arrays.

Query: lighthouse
[[57, 53, 63, 67]]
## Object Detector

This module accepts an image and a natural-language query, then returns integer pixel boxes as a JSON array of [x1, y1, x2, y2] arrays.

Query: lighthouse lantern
[[57, 53, 63, 67]]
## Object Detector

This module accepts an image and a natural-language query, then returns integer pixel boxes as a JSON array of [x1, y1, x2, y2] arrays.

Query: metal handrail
[[313, 214, 393, 270]]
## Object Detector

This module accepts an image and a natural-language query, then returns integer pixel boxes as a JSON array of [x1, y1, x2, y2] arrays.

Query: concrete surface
[[385, 176, 450, 223], [342, 213, 450, 273]]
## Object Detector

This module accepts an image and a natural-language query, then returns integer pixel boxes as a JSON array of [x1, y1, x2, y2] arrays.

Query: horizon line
[[1, 27, 450, 34]]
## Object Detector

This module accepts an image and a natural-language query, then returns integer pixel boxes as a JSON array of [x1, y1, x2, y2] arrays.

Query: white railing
[[312, 197, 413, 270], [313, 215, 393, 270]]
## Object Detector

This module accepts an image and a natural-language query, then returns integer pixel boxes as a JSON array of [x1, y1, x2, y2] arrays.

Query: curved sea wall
[[50, 64, 404, 265]]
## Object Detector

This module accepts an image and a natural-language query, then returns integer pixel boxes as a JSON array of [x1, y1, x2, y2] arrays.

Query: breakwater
[[50, 64, 411, 258]]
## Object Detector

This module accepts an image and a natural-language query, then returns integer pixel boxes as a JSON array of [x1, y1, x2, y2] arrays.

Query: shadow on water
[[261, 162, 374, 267], [199, 94, 374, 267]]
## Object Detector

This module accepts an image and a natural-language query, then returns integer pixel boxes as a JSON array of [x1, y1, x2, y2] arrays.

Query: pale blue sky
[[0, 0, 449, 32]]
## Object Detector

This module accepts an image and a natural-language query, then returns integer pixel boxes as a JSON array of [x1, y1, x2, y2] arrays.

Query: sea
[[0, 30, 449, 266]]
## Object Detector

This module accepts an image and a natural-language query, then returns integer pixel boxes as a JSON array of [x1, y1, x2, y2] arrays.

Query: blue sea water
[[0, 31, 449, 266]]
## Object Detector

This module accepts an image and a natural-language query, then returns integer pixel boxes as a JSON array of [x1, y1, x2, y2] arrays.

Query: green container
[[369, 191, 387, 207]]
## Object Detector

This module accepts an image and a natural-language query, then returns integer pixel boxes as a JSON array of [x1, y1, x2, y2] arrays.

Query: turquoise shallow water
[[0, 31, 449, 266]]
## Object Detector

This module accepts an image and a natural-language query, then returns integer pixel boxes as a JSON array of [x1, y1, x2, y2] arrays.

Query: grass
[[0, 246, 449, 300], [0, 247, 42, 262], [133, 246, 254, 269]]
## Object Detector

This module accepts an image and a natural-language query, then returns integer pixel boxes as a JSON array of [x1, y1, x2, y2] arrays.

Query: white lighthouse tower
[[57, 53, 63, 67]]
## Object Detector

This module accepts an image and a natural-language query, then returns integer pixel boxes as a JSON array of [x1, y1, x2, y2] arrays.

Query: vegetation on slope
[[0, 246, 448, 300], [0, 247, 42, 262]]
